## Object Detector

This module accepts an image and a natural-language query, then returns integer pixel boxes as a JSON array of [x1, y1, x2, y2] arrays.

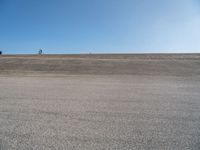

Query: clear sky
[[0, 0, 200, 54]]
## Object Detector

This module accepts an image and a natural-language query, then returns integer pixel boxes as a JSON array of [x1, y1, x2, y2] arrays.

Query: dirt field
[[0, 54, 200, 149]]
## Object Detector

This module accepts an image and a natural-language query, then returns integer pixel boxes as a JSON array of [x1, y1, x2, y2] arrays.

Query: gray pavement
[[0, 75, 200, 149]]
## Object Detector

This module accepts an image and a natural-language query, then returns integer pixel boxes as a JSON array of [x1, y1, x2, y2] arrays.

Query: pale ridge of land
[[0, 54, 200, 76]]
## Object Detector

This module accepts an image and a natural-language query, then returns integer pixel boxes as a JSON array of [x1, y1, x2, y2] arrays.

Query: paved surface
[[0, 54, 200, 149]]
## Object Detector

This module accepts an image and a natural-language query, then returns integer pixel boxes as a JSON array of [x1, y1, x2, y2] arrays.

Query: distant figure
[[0, 51, 2, 55], [38, 49, 43, 55]]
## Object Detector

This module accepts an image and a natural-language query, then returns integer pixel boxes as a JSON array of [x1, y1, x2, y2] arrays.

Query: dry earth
[[0, 54, 200, 149]]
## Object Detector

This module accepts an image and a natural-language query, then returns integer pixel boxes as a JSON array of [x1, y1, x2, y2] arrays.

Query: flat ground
[[0, 54, 200, 149]]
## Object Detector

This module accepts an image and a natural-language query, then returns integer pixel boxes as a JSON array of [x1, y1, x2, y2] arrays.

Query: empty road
[[0, 54, 200, 149]]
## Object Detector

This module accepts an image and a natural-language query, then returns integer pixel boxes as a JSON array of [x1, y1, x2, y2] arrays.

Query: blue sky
[[0, 0, 200, 54]]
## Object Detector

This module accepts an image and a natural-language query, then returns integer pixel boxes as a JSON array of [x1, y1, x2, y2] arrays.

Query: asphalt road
[[0, 54, 200, 149]]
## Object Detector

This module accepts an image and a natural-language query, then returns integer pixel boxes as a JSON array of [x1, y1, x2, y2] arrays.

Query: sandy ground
[[0, 54, 200, 149]]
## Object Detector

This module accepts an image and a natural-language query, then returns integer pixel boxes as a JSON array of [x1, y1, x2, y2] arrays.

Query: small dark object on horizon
[[0, 51, 2, 55], [38, 49, 43, 55]]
